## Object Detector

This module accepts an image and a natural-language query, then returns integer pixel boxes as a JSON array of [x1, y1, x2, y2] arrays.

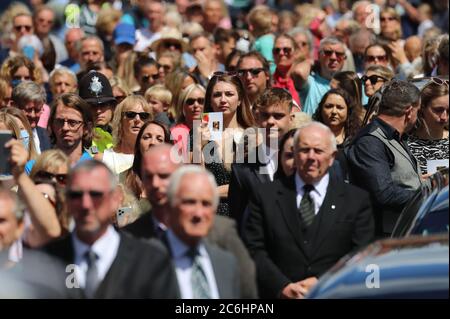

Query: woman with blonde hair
[[95, 95, 153, 174], [0, 55, 42, 86], [379, 7, 403, 42]]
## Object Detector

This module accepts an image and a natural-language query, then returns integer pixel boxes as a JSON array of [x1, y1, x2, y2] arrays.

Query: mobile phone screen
[[0, 130, 13, 179]]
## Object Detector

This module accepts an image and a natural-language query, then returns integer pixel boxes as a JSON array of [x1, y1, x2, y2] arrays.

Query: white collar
[[295, 172, 330, 197], [72, 225, 119, 260]]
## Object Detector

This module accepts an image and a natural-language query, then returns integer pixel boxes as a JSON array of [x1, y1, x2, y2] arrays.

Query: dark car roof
[[306, 235, 449, 299]]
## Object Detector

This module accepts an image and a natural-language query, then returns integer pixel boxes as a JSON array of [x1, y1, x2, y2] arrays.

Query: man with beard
[[78, 71, 116, 154], [291, 36, 347, 115], [43, 160, 179, 298], [346, 80, 423, 238]]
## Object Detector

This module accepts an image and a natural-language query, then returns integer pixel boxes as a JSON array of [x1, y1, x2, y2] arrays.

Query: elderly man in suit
[[166, 165, 240, 299], [244, 121, 375, 299], [44, 160, 179, 299], [124, 144, 257, 298]]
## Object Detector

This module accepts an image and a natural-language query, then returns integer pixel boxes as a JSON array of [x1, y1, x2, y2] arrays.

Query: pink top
[[38, 103, 50, 129]]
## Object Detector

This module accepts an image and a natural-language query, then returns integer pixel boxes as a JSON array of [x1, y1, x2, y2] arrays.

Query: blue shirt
[[166, 230, 220, 299], [252, 34, 276, 74], [299, 73, 330, 115], [25, 150, 92, 174]]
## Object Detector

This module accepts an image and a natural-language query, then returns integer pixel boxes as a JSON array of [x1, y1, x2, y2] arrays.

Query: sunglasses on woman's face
[[142, 73, 159, 82], [273, 47, 293, 55], [123, 111, 151, 120], [185, 97, 205, 106], [365, 55, 387, 63], [35, 171, 67, 185], [361, 74, 388, 85]]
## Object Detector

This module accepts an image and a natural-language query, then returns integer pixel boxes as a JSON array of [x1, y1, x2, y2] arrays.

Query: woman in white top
[[95, 95, 152, 174]]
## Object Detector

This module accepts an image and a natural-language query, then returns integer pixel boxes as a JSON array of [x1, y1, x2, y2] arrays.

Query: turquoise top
[[252, 34, 276, 74], [299, 73, 331, 115]]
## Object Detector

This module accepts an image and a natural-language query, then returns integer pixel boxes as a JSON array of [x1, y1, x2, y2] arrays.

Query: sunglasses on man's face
[[237, 68, 265, 77], [361, 74, 388, 85], [273, 47, 293, 55], [321, 49, 346, 60], [66, 189, 107, 200], [185, 97, 205, 106], [123, 111, 151, 120]]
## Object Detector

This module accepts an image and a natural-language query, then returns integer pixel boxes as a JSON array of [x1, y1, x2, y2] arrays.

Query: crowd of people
[[0, 0, 448, 299]]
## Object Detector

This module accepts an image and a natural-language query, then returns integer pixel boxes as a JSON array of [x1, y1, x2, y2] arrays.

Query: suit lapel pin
[[331, 205, 336, 210]]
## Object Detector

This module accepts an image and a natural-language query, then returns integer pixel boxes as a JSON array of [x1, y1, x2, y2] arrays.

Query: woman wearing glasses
[[408, 79, 449, 174], [272, 33, 301, 109], [362, 65, 394, 99], [363, 43, 391, 70], [95, 95, 153, 175]]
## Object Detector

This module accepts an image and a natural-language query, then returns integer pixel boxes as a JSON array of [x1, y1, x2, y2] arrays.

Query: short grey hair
[[0, 187, 25, 221], [167, 165, 219, 210], [293, 121, 337, 153], [49, 67, 77, 90], [68, 160, 118, 191], [12, 81, 46, 107], [319, 36, 345, 53], [77, 35, 104, 53], [288, 27, 313, 54]]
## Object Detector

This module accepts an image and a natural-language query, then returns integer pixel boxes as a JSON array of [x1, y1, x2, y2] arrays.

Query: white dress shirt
[[295, 173, 330, 215], [166, 230, 220, 299], [259, 145, 278, 182], [71, 225, 120, 289], [32, 128, 41, 154]]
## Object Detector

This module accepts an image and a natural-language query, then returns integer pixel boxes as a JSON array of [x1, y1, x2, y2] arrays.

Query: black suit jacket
[[228, 158, 271, 234], [244, 174, 375, 298], [35, 126, 52, 152], [43, 231, 179, 299], [124, 213, 258, 298]]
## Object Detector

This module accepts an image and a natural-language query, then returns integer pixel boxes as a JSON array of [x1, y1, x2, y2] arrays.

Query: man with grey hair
[[11, 81, 51, 154], [166, 165, 241, 298], [49, 67, 78, 97], [346, 80, 422, 238], [0, 187, 25, 263], [125, 144, 258, 298], [245, 121, 374, 299], [43, 160, 179, 298], [291, 36, 347, 114]]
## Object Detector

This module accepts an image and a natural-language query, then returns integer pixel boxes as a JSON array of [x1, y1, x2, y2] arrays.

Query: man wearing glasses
[[236, 51, 271, 107], [0, 12, 35, 64], [291, 36, 347, 115], [11, 81, 51, 154], [48, 93, 94, 167], [79, 71, 116, 154]]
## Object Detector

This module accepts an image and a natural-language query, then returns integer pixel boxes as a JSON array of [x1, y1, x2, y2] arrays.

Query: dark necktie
[[299, 184, 315, 227], [84, 249, 99, 299], [188, 248, 211, 299]]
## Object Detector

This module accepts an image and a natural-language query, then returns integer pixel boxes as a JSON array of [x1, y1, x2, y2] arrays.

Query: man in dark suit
[[244, 121, 374, 299], [165, 165, 240, 298], [43, 160, 179, 299], [124, 144, 257, 298], [228, 88, 294, 233], [12, 81, 51, 153]]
